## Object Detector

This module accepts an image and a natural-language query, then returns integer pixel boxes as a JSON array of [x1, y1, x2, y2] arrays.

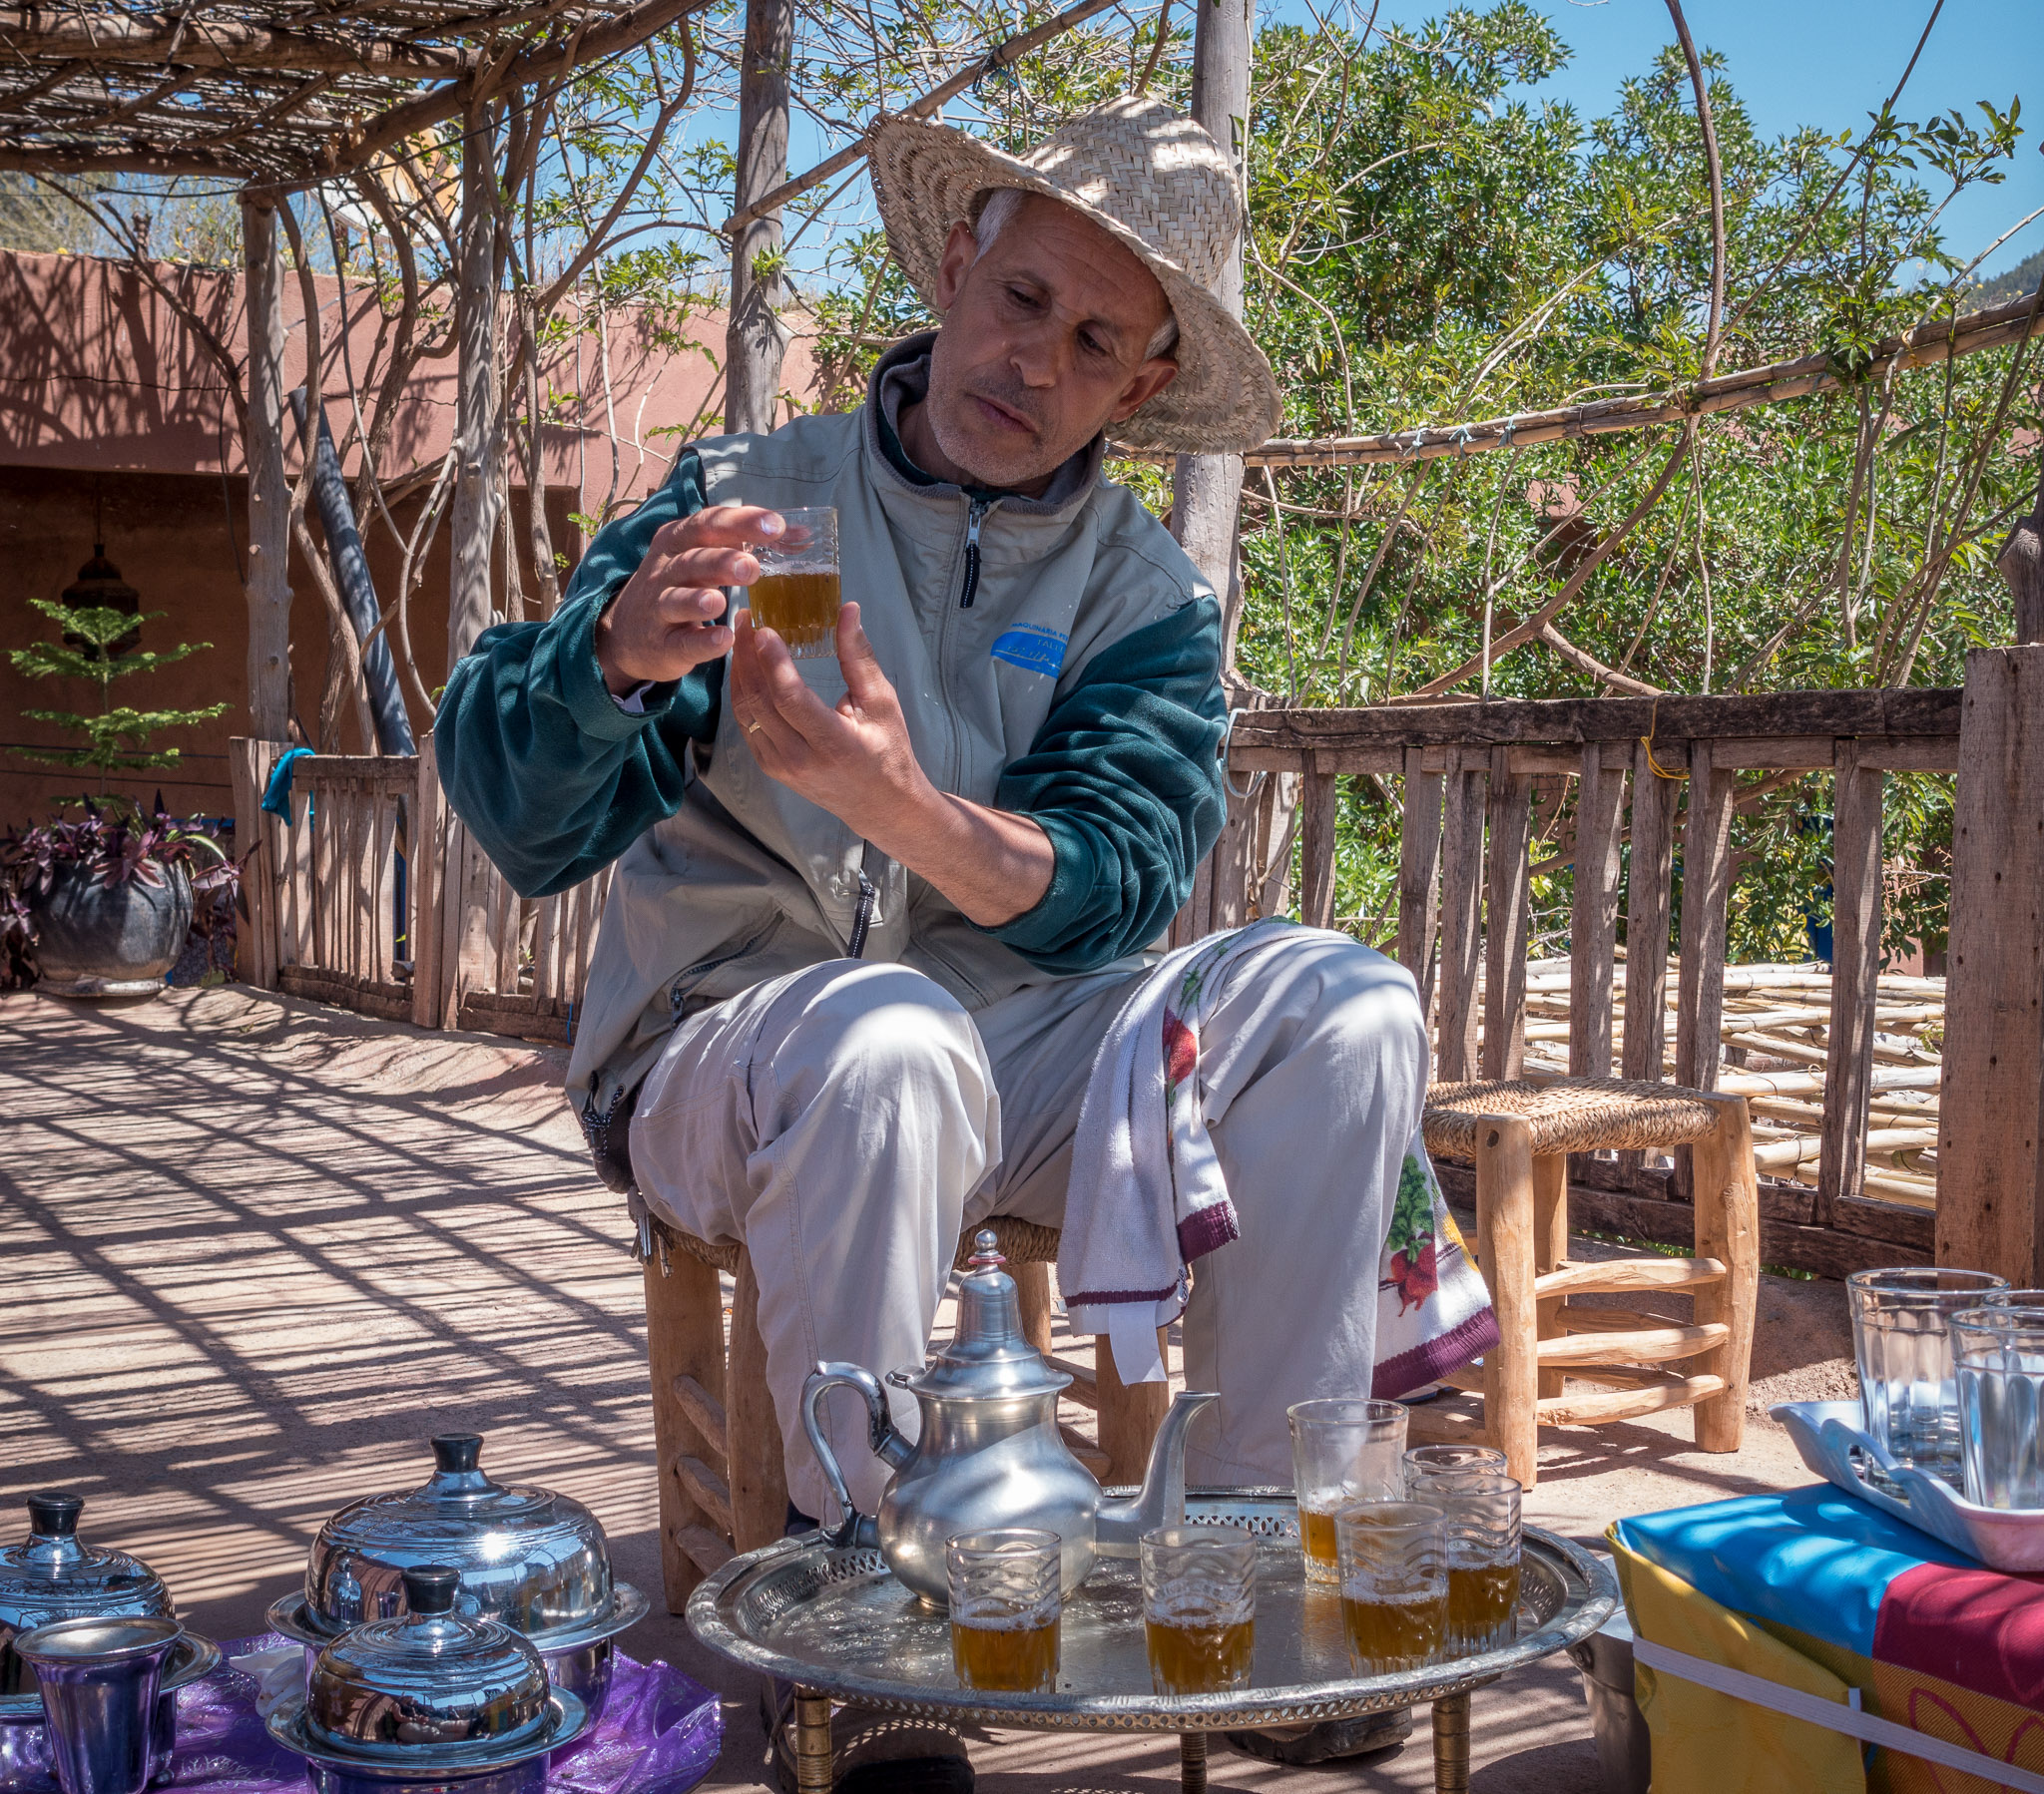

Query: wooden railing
[[1229, 686, 1962, 1278], [225, 649, 2044, 1285], [230, 736, 611, 1044]]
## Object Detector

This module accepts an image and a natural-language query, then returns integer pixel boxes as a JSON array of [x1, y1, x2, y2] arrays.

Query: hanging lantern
[[61, 539, 142, 659]]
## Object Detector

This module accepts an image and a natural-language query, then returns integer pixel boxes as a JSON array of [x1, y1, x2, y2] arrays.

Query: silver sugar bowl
[[802, 1230, 1217, 1606], [0, 1496, 219, 1794], [267, 1436, 645, 1724], [268, 1565, 589, 1794]]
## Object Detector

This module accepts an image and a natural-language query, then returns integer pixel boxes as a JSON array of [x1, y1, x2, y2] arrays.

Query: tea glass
[[1847, 1266, 2007, 1482], [1333, 1501, 1447, 1675], [1289, 1398, 1408, 1582], [945, 1529, 1061, 1694], [1402, 1445, 1508, 1495], [1950, 1305, 2044, 1510], [1139, 1526, 1256, 1696], [747, 506, 839, 658]]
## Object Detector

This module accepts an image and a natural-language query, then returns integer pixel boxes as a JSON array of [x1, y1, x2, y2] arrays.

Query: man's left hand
[[728, 603, 930, 843]]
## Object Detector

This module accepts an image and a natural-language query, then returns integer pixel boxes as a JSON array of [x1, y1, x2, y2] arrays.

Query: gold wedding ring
[[744, 719, 765, 734]]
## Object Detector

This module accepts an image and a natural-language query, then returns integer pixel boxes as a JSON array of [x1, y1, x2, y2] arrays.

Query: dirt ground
[[0, 986, 1838, 1792]]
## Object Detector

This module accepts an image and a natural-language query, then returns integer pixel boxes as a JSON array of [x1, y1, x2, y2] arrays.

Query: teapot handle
[[800, 1362, 910, 1546]]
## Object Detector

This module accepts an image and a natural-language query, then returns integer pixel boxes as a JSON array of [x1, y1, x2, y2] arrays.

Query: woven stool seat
[[1424, 1077, 1723, 1160], [1408, 1076, 1760, 1490]]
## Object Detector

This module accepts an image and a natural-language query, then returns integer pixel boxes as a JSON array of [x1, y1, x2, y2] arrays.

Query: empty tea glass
[[1951, 1306, 2044, 1510], [1402, 1445, 1508, 1496], [945, 1529, 1061, 1693], [1288, 1399, 1407, 1583], [1334, 1501, 1447, 1674], [1139, 1526, 1256, 1696], [1847, 1267, 2007, 1483]]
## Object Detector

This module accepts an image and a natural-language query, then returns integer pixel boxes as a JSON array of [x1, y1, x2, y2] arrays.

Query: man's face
[[922, 193, 1180, 491]]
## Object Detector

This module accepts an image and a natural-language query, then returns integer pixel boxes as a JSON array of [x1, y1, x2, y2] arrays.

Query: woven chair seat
[[1423, 1077, 1724, 1160], [646, 1212, 1060, 1278]]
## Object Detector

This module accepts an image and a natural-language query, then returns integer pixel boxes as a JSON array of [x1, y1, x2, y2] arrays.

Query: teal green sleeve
[[987, 598, 1227, 970], [433, 452, 720, 898]]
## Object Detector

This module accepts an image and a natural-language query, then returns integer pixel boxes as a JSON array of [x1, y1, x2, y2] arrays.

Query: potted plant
[[2, 803, 235, 996], [6, 541, 233, 998]]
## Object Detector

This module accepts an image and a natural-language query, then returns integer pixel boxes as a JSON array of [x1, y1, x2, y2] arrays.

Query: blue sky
[[766, 0, 2039, 288]]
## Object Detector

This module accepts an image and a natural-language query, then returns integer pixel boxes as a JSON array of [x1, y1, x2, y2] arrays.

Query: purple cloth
[[160, 1634, 721, 1794]]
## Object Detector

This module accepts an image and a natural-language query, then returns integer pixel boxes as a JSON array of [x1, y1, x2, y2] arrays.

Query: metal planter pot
[[28, 863, 192, 999]]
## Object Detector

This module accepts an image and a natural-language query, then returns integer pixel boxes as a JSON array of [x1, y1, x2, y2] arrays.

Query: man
[[439, 95, 1428, 1784]]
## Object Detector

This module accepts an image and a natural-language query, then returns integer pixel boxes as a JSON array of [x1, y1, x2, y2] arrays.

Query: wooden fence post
[[1482, 746, 1532, 1079], [1816, 741, 1883, 1223], [1299, 756, 1339, 930], [1939, 646, 2044, 1280], [1436, 757, 1487, 1082], [1673, 741, 1735, 1095], [1622, 737, 1679, 1094], [411, 735, 446, 1029], [1396, 746, 1444, 1012], [1569, 741, 1627, 1079]]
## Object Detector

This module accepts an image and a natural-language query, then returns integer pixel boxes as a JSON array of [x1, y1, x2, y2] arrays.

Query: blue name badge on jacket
[[990, 625, 1069, 678]]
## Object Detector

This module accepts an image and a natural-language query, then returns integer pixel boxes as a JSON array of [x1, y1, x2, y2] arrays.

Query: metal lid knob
[[965, 1228, 1005, 1272], [401, 1566, 460, 1616], [430, 1435, 483, 1473], [26, 1495, 83, 1541]]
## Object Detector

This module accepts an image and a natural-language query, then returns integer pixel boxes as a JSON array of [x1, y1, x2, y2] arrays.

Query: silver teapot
[[801, 1229, 1217, 1606]]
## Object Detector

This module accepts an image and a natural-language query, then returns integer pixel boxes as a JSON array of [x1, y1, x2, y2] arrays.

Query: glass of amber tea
[[1334, 1501, 1448, 1675], [1414, 1473, 1522, 1656], [946, 1529, 1061, 1694], [747, 506, 839, 659], [1287, 1399, 1408, 1582], [1140, 1526, 1256, 1696]]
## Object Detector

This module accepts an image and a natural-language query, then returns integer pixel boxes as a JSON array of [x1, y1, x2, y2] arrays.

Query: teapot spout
[[1092, 1390, 1218, 1556]]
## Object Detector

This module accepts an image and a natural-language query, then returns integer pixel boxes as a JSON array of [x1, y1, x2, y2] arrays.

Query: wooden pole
[[241, 196, 290, 741], [726, 0, 792, 436], [1938, 646, 2044, 1281], [1569, 741, 1627, 1079], [1169, 0, 1252, 621], [449, 92, 502, 664], [1816, 743, 1883, 1222]]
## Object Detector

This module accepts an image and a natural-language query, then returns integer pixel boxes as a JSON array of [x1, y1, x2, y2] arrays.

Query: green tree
[[10, 600, 227, 797]]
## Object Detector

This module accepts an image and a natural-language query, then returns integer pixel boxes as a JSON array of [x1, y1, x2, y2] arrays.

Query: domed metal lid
[[303, 1566, 554, 1761], [303, 1436, 614, 1644], [897, 1232, 1071, 1401], [0, 1495, 174, 1696]]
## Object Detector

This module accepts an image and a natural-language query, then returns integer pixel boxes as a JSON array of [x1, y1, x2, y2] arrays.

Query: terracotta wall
[[0, 247, 822, 834], [0, 465, 578, 830]]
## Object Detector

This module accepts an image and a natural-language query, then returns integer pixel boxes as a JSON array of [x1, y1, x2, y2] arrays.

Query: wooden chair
[[1415, 1077, 1761, 1490], [639, 1213, 1172, 1609]]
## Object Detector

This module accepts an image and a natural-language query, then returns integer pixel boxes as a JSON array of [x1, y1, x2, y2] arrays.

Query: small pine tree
[[10, 596, 228, 799]]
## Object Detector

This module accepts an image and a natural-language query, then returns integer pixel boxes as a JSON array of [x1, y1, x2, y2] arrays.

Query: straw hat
[[867, 94, 1280, 455]]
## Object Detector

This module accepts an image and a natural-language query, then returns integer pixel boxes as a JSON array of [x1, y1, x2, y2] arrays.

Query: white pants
[[630, 933, 1428, 1522]]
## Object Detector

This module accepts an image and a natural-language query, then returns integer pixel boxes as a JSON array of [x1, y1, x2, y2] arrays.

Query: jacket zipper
[[958, 497, 989, 608]]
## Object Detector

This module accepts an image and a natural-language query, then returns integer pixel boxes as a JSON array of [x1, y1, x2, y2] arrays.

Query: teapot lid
[[904, 1232, 1071, 1400], [0, 1494, 173, 1641]]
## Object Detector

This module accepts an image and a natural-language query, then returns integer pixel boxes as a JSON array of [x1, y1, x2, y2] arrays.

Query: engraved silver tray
[[687, 1489, 1617, 1730]]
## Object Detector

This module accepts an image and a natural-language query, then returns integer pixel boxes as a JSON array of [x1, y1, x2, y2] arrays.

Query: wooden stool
[[640, 1213, 1172, 1610], [1417, 1078, 1761, 1489]]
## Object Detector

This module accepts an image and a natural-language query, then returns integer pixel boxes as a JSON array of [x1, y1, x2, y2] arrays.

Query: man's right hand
[[593, 505, 785, 695]]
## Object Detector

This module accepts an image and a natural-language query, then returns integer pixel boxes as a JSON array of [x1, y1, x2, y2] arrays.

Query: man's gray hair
[[972, 187, 1180, 362]]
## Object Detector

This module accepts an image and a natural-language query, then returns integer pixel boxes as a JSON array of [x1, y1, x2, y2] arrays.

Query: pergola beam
[[313, 0, 709, 182], [0, 11, 475, 76]]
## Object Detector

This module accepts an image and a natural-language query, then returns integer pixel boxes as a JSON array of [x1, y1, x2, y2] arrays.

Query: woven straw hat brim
[[867, 116, 1280, 455]]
